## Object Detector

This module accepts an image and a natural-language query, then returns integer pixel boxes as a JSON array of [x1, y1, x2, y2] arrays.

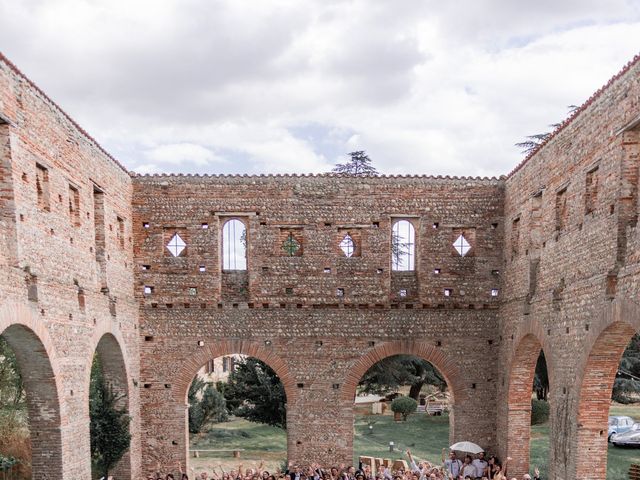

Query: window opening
[[69, 185, 80, 226], [167, 233, 187, 257], [585, 166, 599, 214], [222, 219, 247, 270], [35, 163, 50, 211], [453, 234, 471, 256], [339, 234, 355, 257], [392, 220, 415, 271], [282, 233, 301, 256], [117, 216, 125, 248]]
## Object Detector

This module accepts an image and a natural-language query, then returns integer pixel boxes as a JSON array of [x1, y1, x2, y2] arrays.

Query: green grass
[[353, 414, 449, 466], [190, 408, 640, 478]]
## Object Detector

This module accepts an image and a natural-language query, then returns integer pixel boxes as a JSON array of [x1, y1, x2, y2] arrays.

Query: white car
[[612, 423, 640, 447]]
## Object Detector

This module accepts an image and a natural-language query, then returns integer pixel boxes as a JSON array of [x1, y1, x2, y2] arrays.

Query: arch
[[505, 322, 550, 478], [173, 339, 297, 404], [572, 299, 640, 480], [222, 218, 247, 270], [392, 220, 415, 271], [341, 339, 466, 404], [0, 302, 63, 480], [88, 330, 133, 479]]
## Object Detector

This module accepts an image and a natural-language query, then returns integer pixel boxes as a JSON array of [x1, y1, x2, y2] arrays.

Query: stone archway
[[91, 332, 133, 479], [169, 339, 297, 474], [505, 328, 549, 478], [341, 339, 467, 461], [0, 303, 63, 480]]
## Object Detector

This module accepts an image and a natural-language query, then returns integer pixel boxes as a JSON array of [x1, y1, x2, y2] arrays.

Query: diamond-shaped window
[[339, 234, 355, 257], [453, 235, 471, 256], [167, 233, 186, 257]]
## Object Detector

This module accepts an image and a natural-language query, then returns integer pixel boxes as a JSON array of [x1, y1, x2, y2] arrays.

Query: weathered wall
[[498, 55, 640, 479], [1, 47, 639, 480], [132, 174, 504, 473], [0, 54, 140, 479]]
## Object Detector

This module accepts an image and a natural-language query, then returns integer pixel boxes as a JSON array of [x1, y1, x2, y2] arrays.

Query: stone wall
[[0, 54, 140, 479], [132, 173, 504, 472], [1, 47, 640, 480]]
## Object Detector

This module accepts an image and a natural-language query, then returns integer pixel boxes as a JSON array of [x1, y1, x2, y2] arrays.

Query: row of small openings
[[24, 163, 128, 248], [146, 301, 498, 310], [157, 219, 480, 273], [142, 285, 499, 298]]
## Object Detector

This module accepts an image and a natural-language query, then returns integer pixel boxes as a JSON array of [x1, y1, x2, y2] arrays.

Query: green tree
[[224, 357, 287, 428], [188, 376, 229, 434], [358, 355, 446, 400], [533, 351, 549, 401], [613, 333, 640, 403], [390, 396, 417, 421], [89, 356, 131, 479], [332, 151, 378, 176], [515, 105, 579, 154], [0, 337, 25, 418]]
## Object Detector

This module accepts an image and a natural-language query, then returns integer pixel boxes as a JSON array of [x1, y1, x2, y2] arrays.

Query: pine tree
[[89, 356, 131, 479], [331, 151, 378, 176]]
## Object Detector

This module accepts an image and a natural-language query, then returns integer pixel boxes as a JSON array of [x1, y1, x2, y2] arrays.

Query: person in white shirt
[[461, 455, 476, 479], [471, 451, 488, 479]]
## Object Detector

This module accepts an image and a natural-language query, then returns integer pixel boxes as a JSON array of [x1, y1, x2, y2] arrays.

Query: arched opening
[[391, 220, 415, 271], [222, 219, 247, 271], [352, 354, 451, 467], [574, 321, 640, 480], [187, 354, 288, 476], [90, 333, 131, 479], [506, 334, 549, 478], [0, 323, 62, 479]]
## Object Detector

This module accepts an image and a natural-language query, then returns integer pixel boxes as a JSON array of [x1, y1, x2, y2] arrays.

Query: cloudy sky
[[1, 0, 639, 176]]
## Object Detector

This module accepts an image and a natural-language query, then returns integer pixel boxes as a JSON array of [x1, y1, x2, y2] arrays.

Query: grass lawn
[[189, 407, 640, 479]]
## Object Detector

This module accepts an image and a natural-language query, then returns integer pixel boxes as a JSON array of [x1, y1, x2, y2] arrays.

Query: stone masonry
[[0, 50, 639, 479]]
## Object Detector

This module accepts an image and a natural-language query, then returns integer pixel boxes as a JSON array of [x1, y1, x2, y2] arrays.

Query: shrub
[[390, 396, 418, 421], [531, 399, 549, 425]]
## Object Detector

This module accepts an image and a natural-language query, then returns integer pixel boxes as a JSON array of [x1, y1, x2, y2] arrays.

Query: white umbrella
[[449, 441, 484, 454]]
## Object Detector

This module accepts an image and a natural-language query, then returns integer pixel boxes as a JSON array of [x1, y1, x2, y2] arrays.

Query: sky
[[1, 0, 639, 177]]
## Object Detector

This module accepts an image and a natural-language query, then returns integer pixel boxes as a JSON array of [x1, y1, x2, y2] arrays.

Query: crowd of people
[[147, 450, 542, 480]]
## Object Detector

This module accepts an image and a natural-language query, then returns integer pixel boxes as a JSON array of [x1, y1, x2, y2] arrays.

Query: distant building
[[197, 354, 246, 383]]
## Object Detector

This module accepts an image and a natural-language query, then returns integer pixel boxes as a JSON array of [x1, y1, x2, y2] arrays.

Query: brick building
[[0, 51, 639, 479]]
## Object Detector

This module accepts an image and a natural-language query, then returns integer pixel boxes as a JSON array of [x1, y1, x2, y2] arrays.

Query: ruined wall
[[498, 55, 640, 479], [132, 174, 504, 473], [0, 55, 140, 479]]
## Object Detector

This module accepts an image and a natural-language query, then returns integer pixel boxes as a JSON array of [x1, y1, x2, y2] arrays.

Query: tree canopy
[[188, 376, 228, 433], [223, 357, 287, 429], [358, 355, 446, 400], [331, 151, 378, 176], [89, 356, 131, 479]]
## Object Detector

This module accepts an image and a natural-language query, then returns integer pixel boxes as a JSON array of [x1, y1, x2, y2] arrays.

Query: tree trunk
[[409, 381, 424, 400]]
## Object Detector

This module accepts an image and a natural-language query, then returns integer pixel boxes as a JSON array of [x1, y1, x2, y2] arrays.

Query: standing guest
[[471, 452, 488, 480], [461, 456, 475, 479], [441, 449, 462, 479]]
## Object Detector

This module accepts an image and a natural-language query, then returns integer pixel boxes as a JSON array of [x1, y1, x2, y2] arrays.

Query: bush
[[390, 396, 418, 421], [188, 378, 229, 434], [531, 399, 549, 425]]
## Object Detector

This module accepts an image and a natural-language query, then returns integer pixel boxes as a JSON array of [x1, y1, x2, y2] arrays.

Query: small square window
[[285, 287, 293, 295], [434, 268, 441, 274], [399, 289, 407, 297], [201, 223, 209, 229], [199, 265, 206, 272], [323, 267, 331, 273], [336, 288, 345, 297], [432, 223, 439, 229], [372, 222, 380, 228], [376, 268, 383, 274], [144, 286, 154, 295], [141, 265, 150, 271], [444, 288, 452, 297], [189, 287, 197, 296], [491, 289, 499, 297], [143, 222, 150, 228]]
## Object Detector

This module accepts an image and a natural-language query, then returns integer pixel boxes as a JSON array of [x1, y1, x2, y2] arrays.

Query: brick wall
[[1, 48, 640, 480]]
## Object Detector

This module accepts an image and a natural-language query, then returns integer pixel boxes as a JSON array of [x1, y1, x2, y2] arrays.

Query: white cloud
[[1, 0, 639, 176]]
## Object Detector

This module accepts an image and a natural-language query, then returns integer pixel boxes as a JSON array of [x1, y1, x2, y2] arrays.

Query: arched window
[[392, 220, 415, 271], [222, 219, 247, 270]]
